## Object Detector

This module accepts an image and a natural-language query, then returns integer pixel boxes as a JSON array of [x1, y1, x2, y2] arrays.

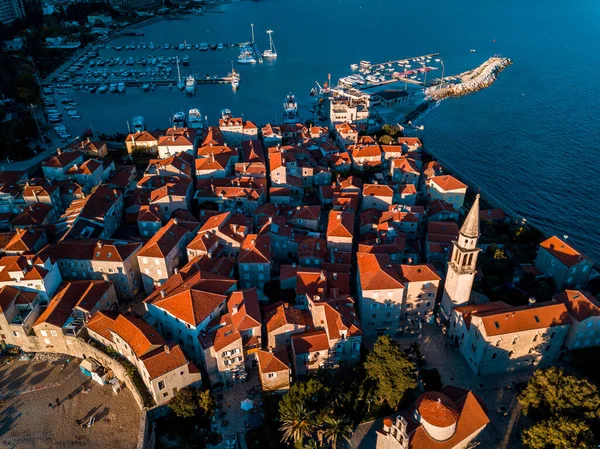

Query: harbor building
[[534, 235, 593, 291]]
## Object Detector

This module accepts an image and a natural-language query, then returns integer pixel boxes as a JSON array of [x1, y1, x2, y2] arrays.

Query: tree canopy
[[519, 367, 600, 449], [519, 367, 600, 420], [522, 417, 596, 449], [364, 335, 416, 409], [169, 387, 216, 419]]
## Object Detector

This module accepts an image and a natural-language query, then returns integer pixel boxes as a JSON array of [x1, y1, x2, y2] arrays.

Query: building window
[[158, 381, 166, 390], [41, 330, 48, 337], [267, 373, 277, 379], [163, 392, 169, 398], [180, 371, 184, 376], [491, 352, 497, 360], [50, 330, 58, 337]]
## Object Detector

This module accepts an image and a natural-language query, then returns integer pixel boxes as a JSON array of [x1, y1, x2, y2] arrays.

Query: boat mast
[[177, 57, 181, 84], [251, 23, 255, 44]]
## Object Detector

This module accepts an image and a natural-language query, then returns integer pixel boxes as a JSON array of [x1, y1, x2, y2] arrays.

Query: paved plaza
[[0, 355, 140, 449]]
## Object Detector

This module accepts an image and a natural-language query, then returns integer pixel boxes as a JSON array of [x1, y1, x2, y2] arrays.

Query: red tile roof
[[416, 392, 460, 426], [142, 344, 190, 379], [539, 235, 589, 267], [228, 288, 261, 332], [476, 302, 570, 336], [553, 290, 600, 322], [239, 234, 270, 264], [257, 349, 289, 374], [357, 253, 404, 291], [326, 211, 354, 238], [429, 175, 467, 192], [138, 219, 190, 258], [292, 329, 329, 354], [265, 301, 308, 333], [109, 313, 165, 358]]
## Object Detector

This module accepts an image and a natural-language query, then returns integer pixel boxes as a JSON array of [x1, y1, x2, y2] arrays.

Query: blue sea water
[[68, 0, 600, 262]]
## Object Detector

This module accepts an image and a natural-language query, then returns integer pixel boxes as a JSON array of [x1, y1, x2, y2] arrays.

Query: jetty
[[426, 56, 512, 100]]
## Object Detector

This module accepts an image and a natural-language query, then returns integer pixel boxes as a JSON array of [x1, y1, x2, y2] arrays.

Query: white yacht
[[263, 30, 277, 59], [221, 109, 233, 120], [188, 108, 206, 130], [185, 74, 196, 95], [238, 48, 256, 64], [172, 111, 186, 127], [283, 93, 299, 124], [133, 116, 145, 132], [232, 77, 240, 89]]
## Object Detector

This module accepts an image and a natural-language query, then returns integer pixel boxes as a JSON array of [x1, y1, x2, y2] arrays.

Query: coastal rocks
[[426, 57, 512, 101]]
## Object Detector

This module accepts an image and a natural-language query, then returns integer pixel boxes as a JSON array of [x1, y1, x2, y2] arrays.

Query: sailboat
[[186, 74, 196, 95], [176, 57, 185, 90], [263, 30, 277, 59]]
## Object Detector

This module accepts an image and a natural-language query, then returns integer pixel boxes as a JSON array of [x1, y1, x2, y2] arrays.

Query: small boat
[[435, 58, 441, 62], [283, 93, 299, 124], [172, 111, 186, 127], [221, 108, 232, 120], [200, 42, 208, 51], [133, 116, 145, 132], [71, 115, 81, 119], [185, 74, 196, 95], [109, 83, 117, 93], [188, 108, 205, 129], [182, 55, 189, 66], [263, 30, 277, 59], [350, 63, 359, 70], [217, 43, 223, 50], [232, 77, 240, 89], [117, 82, 126, 92], [238, 49, 256, 64], [470, 49, 476, 52], [142, 83, 150, 91]]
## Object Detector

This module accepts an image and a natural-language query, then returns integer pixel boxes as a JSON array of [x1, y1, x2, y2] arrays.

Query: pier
[[425, 56, 512, 100], [41, 76, 237, 88]]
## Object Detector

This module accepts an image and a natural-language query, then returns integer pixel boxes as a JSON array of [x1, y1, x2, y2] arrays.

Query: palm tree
[[280, 403, 317, 446], [321, 416, 353, 449]]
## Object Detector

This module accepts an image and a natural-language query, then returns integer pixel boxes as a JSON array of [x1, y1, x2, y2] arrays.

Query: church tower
[[440, 194, 481, 320]]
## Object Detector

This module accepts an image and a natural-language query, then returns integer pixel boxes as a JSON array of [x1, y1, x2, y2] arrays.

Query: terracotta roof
[[326, 211, 354, 238], [12, 203, 53, 226], [428, 200, 457, 218], [50, 280, 113, 314], [380, 144, 403, 155], [363, 184, 393, 198], [0, 286, 38, 313], [142, 344, 190, 379], [292, 329, 329, 354], [357, 253, 404, 291], [109, 313, 165, 358], [149, 180, 190, 202], [242, 139, 265, 163], [138, 219, 190, 258], [202, 126, 224, 146], [477, 302, 570, 336], [480, 208, 506, 221], [86, 310, 119, 341], [400, 264, 441, 283], [265, 301, 307, 333], [34, 284, 81, 328], [391, 157, 420, 174], [228, 288, 261, 332], [65, 158, 102, 176], [539, 235, 589, 267], [138, 205, 162, 223], [126, 131, 159, 143], [319, 298, 362, 339], [257, 349, 289, 374], [397, 137, 422, 147], [151, 288, 226, 327], [429, 175, 467, 192], [407, 388, 489, 449], [195, 154, 231, 171], [0, 255, 48, 283], [23, 184, 58, 199], [239, 234, 270, 264], [4, 228, 45, 253], [415, 392, 460, 426], [553, 290, 600, 322], [49, 239, 141, 262], [42, 151, 83, 168]]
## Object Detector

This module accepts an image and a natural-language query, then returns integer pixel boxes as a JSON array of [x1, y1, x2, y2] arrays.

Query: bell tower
[[440, 194, 481, 320]]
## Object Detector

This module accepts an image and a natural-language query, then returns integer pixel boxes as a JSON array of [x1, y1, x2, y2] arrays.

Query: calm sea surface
[[65, 0, 600, 262]]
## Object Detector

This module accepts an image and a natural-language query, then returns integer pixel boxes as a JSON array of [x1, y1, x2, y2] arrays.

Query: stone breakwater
[[426, 57, 512, 100]]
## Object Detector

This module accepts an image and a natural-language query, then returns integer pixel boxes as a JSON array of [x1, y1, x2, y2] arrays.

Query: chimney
[[232, 304, 239, 314], [26, 258, 33, 267], [164, 345, 170, 354], [97, 241, 103, 249], [56, 148, 61, 155], [211, 152, 215, 162], [174, 267, 179, 274], [528, 297, 537, 306], [160, 290, 166, 298], [173, 218, 178, 225], [319, 271, 325, 282], [211, 183, 215, 192]]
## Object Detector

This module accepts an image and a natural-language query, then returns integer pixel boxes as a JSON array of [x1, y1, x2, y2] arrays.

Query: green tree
[[169, 387, 198, 418], [279, 378, 330, 418], [364, 335, 416, 409], [378, 135, 394, 145], [522, 417, 595, 449], [519, 367, 600, 420], [168, 387, 215, 419], [280, 403, 317, 446], [197, 389, 216, 417], [319, 415, 353, 449]]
